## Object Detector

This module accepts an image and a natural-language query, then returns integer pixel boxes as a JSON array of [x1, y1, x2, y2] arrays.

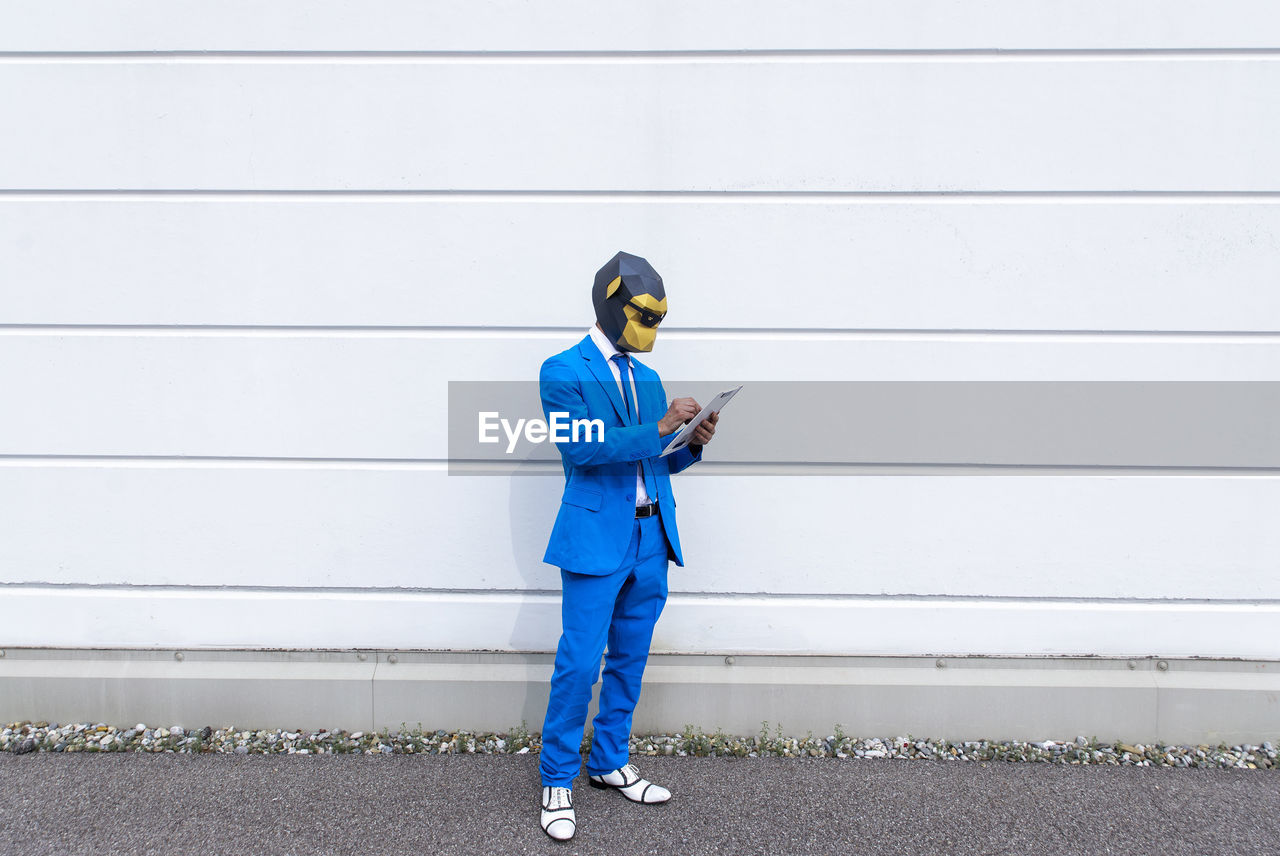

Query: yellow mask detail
[[618, 295, 667, 352]]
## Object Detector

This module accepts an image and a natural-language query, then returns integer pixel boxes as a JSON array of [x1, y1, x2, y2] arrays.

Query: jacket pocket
[[562, 485, 603, 511]]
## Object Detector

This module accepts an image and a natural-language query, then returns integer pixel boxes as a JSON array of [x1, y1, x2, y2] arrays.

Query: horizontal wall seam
[[3, 583, 1277, 606], [1, 456, 1279, 476], [3, 326, 1280, 342], [3, 48, 1280, 62], [6, 190, 1280, 201]]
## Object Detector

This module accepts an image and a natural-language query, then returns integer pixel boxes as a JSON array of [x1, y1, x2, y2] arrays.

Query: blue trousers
[[539, 514, 670, 787]]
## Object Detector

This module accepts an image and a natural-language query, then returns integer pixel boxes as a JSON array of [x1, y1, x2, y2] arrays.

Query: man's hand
[[690, 410, 719, 447], [658, 397, 700, 436]]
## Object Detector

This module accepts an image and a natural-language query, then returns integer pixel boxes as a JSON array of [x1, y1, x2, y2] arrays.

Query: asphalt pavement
[[1, 752, 1276, 856]]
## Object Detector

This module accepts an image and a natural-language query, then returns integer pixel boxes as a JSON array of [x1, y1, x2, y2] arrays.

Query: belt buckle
[[636, 503, 657, 518]]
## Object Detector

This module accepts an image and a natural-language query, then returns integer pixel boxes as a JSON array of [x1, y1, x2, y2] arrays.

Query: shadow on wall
[[507, 457, 565, 727]]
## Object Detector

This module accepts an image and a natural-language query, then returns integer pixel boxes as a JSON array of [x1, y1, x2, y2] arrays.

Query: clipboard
[[659, 385, 742, 457]]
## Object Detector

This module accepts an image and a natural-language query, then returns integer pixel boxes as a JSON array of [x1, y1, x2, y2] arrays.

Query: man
[[535, 251, 720, 841]]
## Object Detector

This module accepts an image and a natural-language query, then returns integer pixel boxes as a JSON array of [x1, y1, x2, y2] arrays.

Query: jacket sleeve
[[666, 439, 703, 475], [540, 357, 664, 468]]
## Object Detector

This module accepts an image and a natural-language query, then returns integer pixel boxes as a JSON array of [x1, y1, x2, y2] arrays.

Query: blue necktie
[[612, 354, 660, 502]]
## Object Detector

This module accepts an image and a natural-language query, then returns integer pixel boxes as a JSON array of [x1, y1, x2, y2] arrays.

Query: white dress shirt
[[588, 324, 652, 507]]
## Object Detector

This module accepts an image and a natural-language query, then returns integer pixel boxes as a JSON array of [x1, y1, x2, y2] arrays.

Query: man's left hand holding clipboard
[[661, 385, 741, 456]]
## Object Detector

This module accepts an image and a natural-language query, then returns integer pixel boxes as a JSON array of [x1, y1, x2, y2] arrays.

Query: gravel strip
[[3, 720, 1274, 769]]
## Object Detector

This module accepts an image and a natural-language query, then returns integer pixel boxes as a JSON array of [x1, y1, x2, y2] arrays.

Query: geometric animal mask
[[592, 250, 667, 353]]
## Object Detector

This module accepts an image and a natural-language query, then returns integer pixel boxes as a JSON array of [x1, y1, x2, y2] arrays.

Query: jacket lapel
[[577, 335, 630, 425]]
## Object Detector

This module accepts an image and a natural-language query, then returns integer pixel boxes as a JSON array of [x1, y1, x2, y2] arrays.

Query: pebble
[[0, 721, 1275, 770]]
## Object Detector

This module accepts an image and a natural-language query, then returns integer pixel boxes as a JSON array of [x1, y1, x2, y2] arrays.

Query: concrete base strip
[[1, 648, 1277, 746]]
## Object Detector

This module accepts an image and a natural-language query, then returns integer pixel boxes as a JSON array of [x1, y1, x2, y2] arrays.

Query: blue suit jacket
[[540, 334, 702, 574]]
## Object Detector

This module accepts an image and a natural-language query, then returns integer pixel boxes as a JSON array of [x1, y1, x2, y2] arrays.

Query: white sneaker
[[588, 763, 671, 803], [540, 786, 576, 840]]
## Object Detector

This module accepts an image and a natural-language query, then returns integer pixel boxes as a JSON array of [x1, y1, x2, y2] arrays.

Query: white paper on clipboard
[[659, 385, 742, 457]]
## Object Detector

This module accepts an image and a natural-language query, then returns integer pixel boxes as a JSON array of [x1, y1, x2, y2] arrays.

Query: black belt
[[634, 502, 659, 518]]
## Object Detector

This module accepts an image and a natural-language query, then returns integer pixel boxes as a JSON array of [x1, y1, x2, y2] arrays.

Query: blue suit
[[538, 333, 702, 786]]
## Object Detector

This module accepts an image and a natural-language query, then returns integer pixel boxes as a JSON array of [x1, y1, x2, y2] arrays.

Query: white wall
[[2, 2, 1278, 658]]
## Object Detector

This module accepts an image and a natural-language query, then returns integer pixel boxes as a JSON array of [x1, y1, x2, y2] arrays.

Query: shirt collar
[[588, 324, 628, 364]]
